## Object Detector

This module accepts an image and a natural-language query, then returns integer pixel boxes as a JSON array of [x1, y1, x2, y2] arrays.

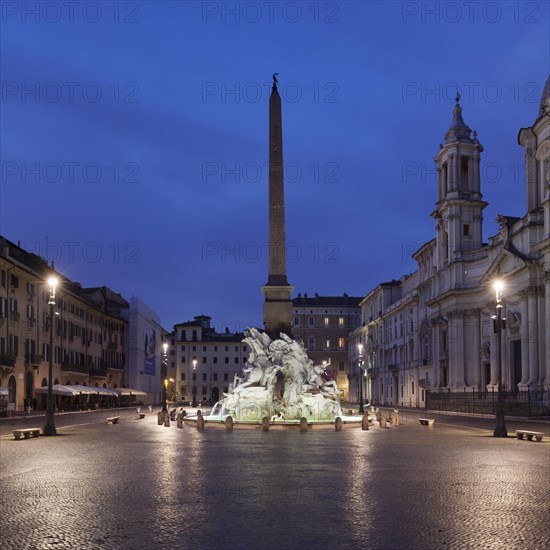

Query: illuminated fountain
[[187, 328, 371, 428]]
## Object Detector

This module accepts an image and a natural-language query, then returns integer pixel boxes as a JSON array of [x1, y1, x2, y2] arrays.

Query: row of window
[[181, 356, 245, 364], [0, 336, 124, 367], [305, 336, 346, 349], [179, 344, 246, 352], [180, 372, 232, 382], [294, 316, 356, 327]]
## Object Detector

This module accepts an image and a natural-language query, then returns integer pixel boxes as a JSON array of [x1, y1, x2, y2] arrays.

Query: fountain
[[185, 328, 372, 429]]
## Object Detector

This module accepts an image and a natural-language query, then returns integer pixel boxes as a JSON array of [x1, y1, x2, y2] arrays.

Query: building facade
[[292, 293, 361, 401], [167, 315, 249, 405], [0, 238, 127, 412], [115, 297, 163, 405], [350, 76, 550, 407]]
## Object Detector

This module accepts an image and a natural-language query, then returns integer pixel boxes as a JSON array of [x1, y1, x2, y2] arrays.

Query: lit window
[[338, 317, 344, 326], [338, 337, 344, 348], [325, 339, 330, 349], [324, 317, 329, 326]]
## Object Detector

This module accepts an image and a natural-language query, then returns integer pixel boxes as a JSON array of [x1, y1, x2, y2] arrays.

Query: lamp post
[[358, 343, 365, 413], [161, 342, 168, 414], [493, 280, 507, 437], [191, 359, 197, 407], [43, 276, 57, 436]]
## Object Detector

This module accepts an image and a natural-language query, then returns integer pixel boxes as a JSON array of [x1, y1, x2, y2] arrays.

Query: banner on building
[[144, 326, 156, 375]]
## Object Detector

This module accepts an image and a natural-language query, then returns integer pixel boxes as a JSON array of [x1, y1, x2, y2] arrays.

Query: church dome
[[539, 74, 550, 117]]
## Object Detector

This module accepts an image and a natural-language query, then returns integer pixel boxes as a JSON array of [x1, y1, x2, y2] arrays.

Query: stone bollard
[[157, 412, 163, 425], [361, 414, 369, 431], [148, 405, 153, 413], [380, 414, 387, 428], [261, 417, 270, 431], [375, 408, 381, 422], [176, 413, 184, 429], [196, 410, 205, 431], [164, 414, 170, 427], [299, 417, 308, 432], [225, 416, 234, 431], [391, 410, 399, 426], [335, 417, 343, 431]]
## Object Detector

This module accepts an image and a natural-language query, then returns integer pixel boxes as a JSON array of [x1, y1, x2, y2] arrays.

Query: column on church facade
[[431, 322, 441, 387], [519, 295, 530, 387], [544, 275, 550, 390], [448, 312, 465, 388], [465, 310, 481, 388], [527, 289, 539, 387]]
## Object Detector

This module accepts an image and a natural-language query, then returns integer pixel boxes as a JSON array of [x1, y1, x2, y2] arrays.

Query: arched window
[[54, 379, 59, 385], [41, 378, 47, 387], [102, 383, 107, 388], [66, 380, 71, 386], [8, 376, 16, 404]]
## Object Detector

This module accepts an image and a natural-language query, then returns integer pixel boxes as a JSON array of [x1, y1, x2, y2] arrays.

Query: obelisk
[[262, 74, 293, 337]]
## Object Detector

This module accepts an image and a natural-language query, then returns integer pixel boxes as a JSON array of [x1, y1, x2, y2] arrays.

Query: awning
[[35, 384, 81, 397], [113, 388, 147, 396], [35, 385, 119, 397], [71, 385, 119, 397]]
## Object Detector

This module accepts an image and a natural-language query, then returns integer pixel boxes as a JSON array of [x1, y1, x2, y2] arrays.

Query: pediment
[[480, 247, 526, 284]]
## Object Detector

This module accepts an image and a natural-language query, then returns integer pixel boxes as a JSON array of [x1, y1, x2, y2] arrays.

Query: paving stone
[[0, 413, 548, 549]]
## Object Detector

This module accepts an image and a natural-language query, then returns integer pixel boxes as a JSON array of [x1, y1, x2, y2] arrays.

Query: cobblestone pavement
[[1, 412, 549, 550]]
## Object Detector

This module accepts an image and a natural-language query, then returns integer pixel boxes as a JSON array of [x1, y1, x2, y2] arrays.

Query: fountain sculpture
[[208, 328, 345, 423]]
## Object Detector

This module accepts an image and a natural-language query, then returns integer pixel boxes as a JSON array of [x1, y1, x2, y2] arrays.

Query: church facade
[[349, 76, 550, 409]]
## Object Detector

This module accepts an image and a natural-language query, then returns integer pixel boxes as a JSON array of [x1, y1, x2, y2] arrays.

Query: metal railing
[[426, 389, 550, 418]]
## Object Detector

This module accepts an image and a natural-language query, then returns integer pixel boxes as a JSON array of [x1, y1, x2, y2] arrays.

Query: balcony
[[89, 368, 107, 378], [61, 363, 89, 374], [103, 362, 124, 371], [0, 354, 16, 369], [25, 354, 44, 365]]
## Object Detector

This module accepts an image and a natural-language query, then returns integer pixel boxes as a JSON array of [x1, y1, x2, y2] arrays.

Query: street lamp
[[191, 359, 197, 407], [161, 342, 168, 414], [43, 276, 57, 436], [358, 343, 365, 413], [492, 280, 507, 437]]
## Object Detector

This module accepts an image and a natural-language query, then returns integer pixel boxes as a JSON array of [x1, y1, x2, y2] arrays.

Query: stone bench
[[515, 430, 544, 442], [107, 416, 120, 424], [13, 428, 41, 440], [419, 418, 435, 426]]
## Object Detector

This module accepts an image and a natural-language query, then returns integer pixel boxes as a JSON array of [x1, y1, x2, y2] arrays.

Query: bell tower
[[433, 94, 487, 267]]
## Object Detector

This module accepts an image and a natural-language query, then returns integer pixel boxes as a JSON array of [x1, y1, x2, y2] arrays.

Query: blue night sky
[[1, 1, 548, 332]]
